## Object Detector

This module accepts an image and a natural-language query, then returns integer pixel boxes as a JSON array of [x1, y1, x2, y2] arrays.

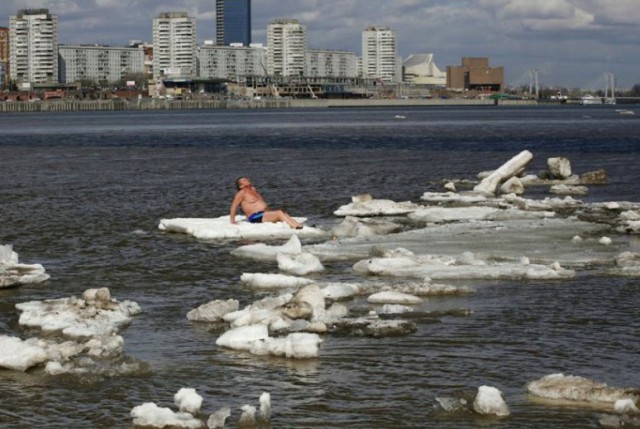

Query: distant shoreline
[[0, 97, 571, 113]]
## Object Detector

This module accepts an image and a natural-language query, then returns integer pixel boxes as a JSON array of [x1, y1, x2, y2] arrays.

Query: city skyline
[[0, 1, 638, 88]]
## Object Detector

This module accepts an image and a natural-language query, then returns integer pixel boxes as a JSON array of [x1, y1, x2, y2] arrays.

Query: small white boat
[[580, 95, 601, 105], [394, 115, 406, 119], [615, 109, 635, 116]]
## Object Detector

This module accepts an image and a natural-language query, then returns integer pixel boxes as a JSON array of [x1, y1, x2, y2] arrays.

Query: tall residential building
[[58, 45, 145, 84], [361, 26, 398, 82], [267, 19, 306, 77], [305, 49, 358, 79], [0, 27, 9, 86], [152, 12, 196, 81], [198, 42, 265, 82], [215, 0, 251, 46], [9, 9, 58, 85]]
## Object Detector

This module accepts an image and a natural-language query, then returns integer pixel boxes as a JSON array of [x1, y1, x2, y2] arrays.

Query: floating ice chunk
[[331, 314, 417, 337], [259, 392, 271, 422], [187, 299, 239, 322], [0, 336, 49, 371], [408, 206, 553, 223], [159, 216, 325, 241], [503, 194, 582, 211], [550, 184, 588, 196], [238, 405, 256, 426], [15, 290, 141, 339], [253, 333, 322, 359], [207, 407, 231, 429], [277, 252, 324, 275], [216, 324, 269, 352], [175, 388, 203, 415], [321, 282, 360, 300], [130, 402, 203, 429], [0, 244, 50, 288], [615, 398, 640, 414], [231, 234, 302, 261], [353, 252, 575, 280], [500, 177, 524, 195], [330, 216, 402, 238], [473, 150, 532, 196], [599, 237, 613, 246], [367, 291, 423, 305], [282, 285, 326, 322], [436, 396, 468, 412], [240, 273, 313, 290], [334, 194, 420, 217], [380, 304, 414, 314], [473, 385, 510, 417], [420, 191, 492, 204], [527, 373, 640, 406], [572, 235, 583, 243]]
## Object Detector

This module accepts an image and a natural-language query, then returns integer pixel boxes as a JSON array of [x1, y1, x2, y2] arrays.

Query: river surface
[[1, 105, 640, 428]]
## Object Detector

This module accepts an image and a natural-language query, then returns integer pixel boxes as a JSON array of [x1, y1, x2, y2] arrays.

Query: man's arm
[[229, 191, 244, 224]]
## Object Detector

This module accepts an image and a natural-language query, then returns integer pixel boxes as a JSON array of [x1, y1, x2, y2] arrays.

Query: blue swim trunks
[[248, 211, 264, 223]]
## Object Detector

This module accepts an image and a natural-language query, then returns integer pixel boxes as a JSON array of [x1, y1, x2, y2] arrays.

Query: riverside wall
[[0, 97, 536, 113]]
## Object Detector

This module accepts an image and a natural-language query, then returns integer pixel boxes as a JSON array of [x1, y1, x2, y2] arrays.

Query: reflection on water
[[1, 106, 640, 428]]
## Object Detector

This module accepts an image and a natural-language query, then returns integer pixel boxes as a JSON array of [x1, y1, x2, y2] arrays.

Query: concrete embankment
[[0, 97, 536, 113]]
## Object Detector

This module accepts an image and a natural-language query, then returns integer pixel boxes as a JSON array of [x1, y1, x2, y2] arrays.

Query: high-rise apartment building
[[58, 45, 145, 84], [267, 19, 306, 78], [305, 49, 358, 79], [215, 0, 251, 46], [9, 9, 58, 85], [198, 42, 265, 82], [361, 26, 398, 82], [0, 27, 9, 87], [152, 12, 196, 81]]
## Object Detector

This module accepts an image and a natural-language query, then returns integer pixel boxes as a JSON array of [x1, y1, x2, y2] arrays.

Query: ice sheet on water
[[408, 206, 554, 223], [0, 244, 50, 288], [527, 373, 640, 409], [333, 194, 420, 217], [159, 215, 326, 240], [240, 272, 314, 290], [307, 217, 619, 267], [231, 234, 302, 261]]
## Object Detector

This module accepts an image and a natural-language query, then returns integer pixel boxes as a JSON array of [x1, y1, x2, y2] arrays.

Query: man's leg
[[263, 210, 303, 229]]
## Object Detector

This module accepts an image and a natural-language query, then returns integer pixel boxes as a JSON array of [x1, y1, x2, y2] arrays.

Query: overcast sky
[[2, 0, 639, 88]]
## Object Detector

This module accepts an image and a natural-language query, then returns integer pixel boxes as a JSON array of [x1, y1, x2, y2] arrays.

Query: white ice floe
[[503, 194, 583, 211], [207, 407, 231, 429], [216, 324, 322, 359], [611, 252, 640, 277], [615, 398, 640, 414], [320, 282, 360, 300], [277, 252, 324, 275], [333, 194, 420, 217], [0, 244, 50, 288], [527, 373, 640, 407], [473, 385, 510, 417], [259, 392, 271, 422], [231, 234, 302, 261], [0, 336, 50, 372], [367, 291, 423, 305], [216, 324, 270, 352], [159, 216, 325, 241], [473, 150, 532, 196], [408, 206, 554, 223], [16, 287, 142, 338], [240, 272, 314, 290], [175, 388, 203, 415], [186, 299, 239, 322], [1, 288, 141, 374], [130, 402, 203, 429], [353, 249, 575, 281], [238, 405, 256, 426], [329, 216, 403, 238], [550, 184, 589, 196], [420, 191, 493, 205]]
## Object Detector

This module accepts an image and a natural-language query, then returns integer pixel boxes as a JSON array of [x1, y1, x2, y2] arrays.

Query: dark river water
[[1, 105, 640, 428]]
